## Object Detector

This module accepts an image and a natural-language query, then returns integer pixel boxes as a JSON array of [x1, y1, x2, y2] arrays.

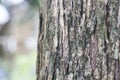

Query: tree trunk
[[37, 0, 120, 80]]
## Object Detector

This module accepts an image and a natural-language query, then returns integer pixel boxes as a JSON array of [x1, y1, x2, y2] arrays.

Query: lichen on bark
[[37, 0, 120, 80]]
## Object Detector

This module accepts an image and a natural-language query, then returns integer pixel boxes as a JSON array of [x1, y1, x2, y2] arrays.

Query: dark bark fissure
[[105, 1, 110, 41], [114, 60, 119, 80], [37, 0, 120, 80], [36, 12, 43, 80]]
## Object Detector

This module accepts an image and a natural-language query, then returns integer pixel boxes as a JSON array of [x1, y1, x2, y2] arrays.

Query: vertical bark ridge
[[37, 0, 120, 80]]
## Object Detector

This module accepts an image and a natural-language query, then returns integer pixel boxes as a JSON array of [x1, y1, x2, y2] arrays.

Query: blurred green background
[[10, 51, 36, 80], [0, 51, 36, 80], [0, 0, 40, 80]]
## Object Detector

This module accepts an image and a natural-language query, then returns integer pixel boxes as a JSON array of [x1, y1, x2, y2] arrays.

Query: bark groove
[[37, 0, 120, 80]]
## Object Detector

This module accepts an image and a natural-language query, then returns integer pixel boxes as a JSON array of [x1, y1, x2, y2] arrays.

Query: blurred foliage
[[0, 58, 13, 80], [28, 0, 41, 9], [0, 0, 38, 80], [10, 51, 37, 80]]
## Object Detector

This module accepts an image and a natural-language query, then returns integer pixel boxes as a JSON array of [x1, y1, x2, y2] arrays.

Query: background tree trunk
[[37, 0, 120, 80]]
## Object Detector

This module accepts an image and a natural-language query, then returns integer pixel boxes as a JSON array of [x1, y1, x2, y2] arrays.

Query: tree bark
[[37, 0, 120, 80]]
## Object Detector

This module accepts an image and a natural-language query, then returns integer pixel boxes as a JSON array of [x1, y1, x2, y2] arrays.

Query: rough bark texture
[[37, 0, 120, 80]]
